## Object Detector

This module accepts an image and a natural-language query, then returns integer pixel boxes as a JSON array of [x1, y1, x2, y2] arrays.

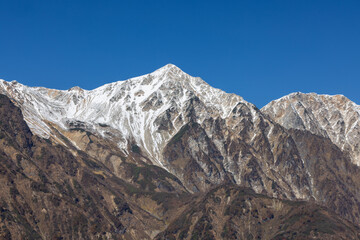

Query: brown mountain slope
[[162, 106, 360, 226], [287, 128, 360, 224], [156, 184, 360, 240], [0, 94, 190, 239]]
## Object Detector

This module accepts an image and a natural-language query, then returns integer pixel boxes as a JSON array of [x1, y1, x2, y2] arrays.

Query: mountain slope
[[0, 94, 190, 239], [156, 184, 360, 240], [1, 93, 358, 239], [262, 92, 360, 166], [1, 65, 360, 229]]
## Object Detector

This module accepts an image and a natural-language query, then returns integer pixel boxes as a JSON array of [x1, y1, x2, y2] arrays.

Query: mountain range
[[0, 64, 359, 239]]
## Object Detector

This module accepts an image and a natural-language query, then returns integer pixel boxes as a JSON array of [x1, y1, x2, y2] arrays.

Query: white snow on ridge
[[0, 64, 244, 164]]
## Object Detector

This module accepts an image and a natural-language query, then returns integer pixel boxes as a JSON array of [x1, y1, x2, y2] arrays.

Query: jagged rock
[[262, 92, 360, 166]]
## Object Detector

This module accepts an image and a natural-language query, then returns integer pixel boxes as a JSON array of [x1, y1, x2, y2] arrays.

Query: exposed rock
[[157, 184, 360, 240], [0, 94, 189, 239], [262, 92, 360, 166], [0, 65, 360, 238]]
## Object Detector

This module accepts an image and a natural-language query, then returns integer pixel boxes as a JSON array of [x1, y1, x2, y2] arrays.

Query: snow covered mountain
[[0, 64, 242, 166], [0, 65, 308, 196], [1, 64, 360, 227], [262, 92, 360, 166]]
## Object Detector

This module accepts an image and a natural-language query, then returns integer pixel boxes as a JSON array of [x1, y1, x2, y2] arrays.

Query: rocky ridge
[[0, 64, 242, 167], [262, 92, 360, 166]]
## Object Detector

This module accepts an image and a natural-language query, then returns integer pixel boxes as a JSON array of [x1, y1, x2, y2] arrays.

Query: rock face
[[0, 65, 360, 239], [157, 185, 360, 240], [262, 92, 360, 166], [0, 94, 190, 239]]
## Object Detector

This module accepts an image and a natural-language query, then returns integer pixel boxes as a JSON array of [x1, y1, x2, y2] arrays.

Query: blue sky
[[0, 0, 359, 107]]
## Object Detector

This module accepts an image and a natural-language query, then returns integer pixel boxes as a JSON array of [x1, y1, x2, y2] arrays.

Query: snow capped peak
[[68, 86, 84, 92], [0, 65, 246, 166], [154, 63, 182, 73], [145, 63, 191, 83]]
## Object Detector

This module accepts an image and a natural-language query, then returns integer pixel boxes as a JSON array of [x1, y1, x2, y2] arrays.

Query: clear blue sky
[[0, 0, 359, 107]]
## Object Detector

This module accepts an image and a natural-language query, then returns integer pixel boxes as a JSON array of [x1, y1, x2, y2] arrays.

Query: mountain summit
[[0, 64, 243, 166]]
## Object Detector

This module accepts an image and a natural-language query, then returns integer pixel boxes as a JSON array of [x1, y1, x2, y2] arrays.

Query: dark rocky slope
[[162, 104, 360, 226], [0, 94, 189, 239], [157, 185, 360, 240]]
